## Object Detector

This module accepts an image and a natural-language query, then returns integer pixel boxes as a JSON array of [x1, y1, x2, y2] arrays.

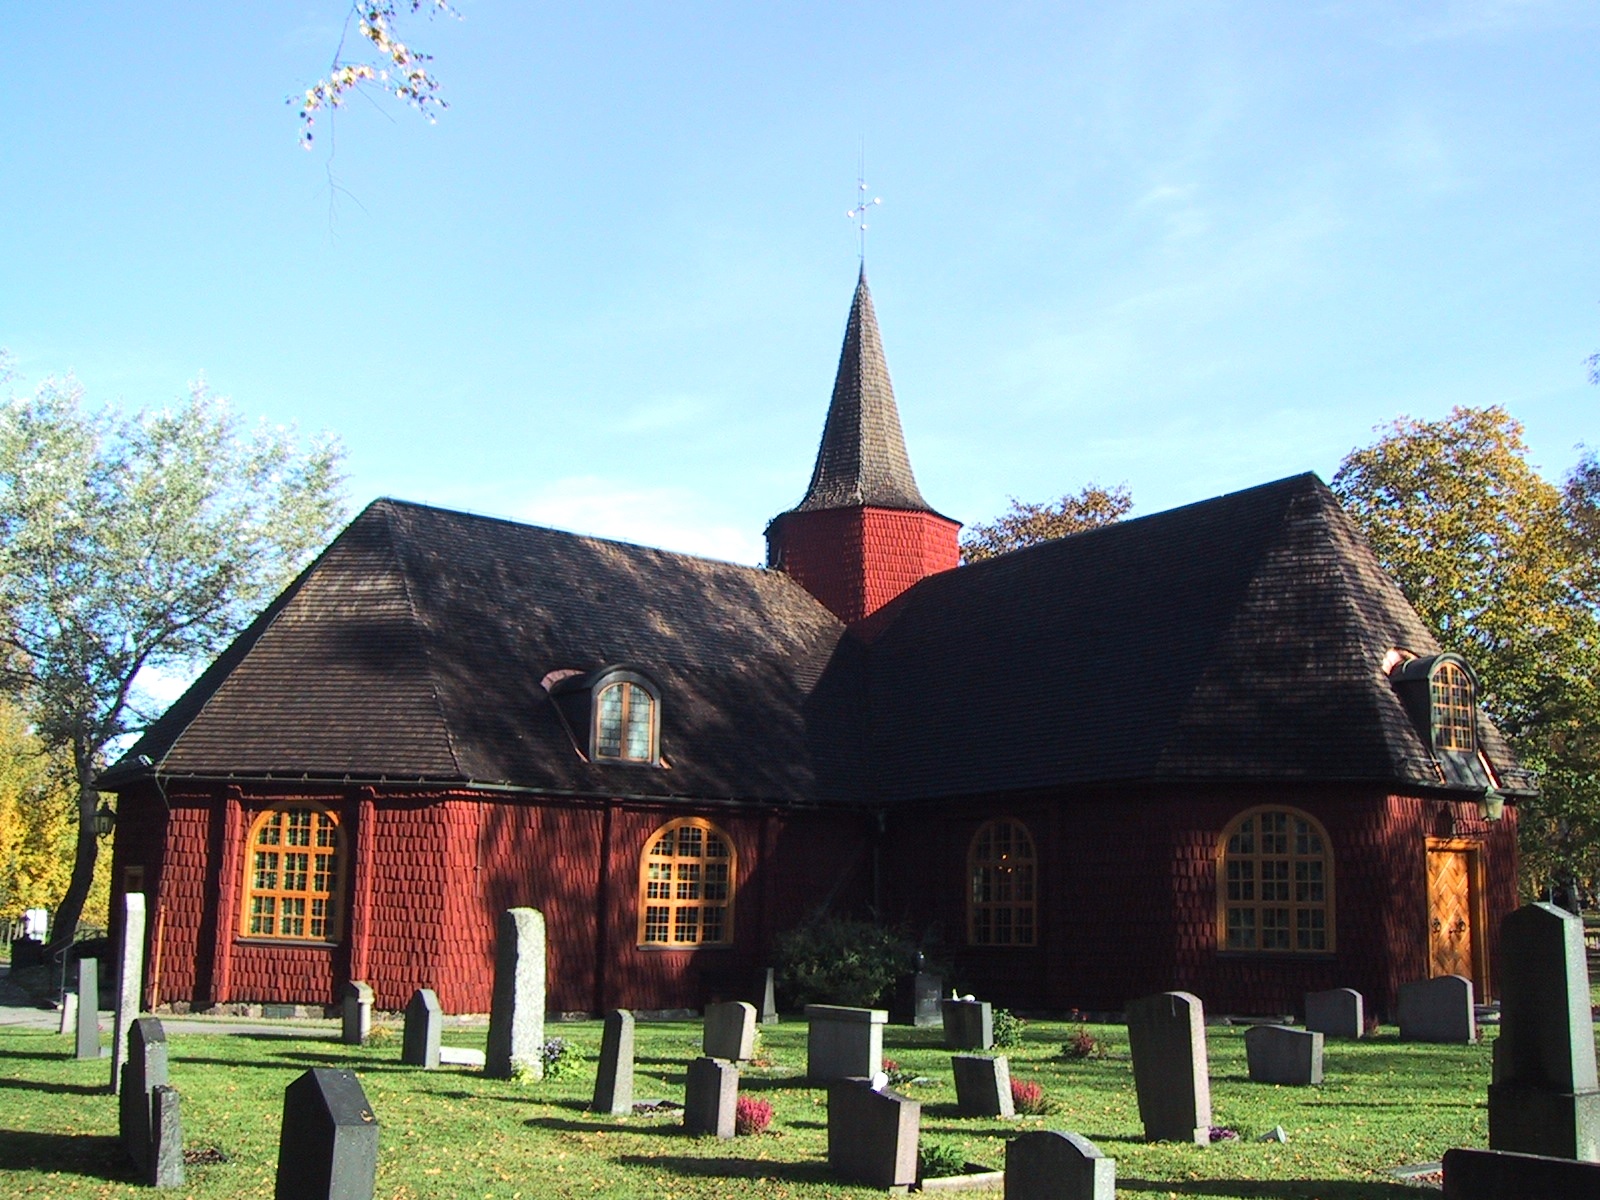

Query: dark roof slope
[[861, 473, 1532, 802], [107, 500, 863, 805]]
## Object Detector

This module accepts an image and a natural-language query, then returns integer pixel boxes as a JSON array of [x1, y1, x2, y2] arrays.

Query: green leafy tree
[[961, 483, 1133, 564], [1332, 406, 1600, 893], [0, 367, 346, 951]]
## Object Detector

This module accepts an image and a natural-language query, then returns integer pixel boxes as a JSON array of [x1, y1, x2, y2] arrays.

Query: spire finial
[[846, 145, 881, 264]]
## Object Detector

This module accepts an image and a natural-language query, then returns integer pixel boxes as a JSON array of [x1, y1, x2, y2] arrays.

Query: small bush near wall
[[774, 917, 913, 1008]]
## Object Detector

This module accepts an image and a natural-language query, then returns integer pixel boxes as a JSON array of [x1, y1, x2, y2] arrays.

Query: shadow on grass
[[1119, 1179, 1427, 1198], [0, 1045, 77, 1063], [0, 1076, 108, 1097], [526, 1115, 685, 1136], [617, 1154, 837, 1184], [0, 1129, 135, 1180]]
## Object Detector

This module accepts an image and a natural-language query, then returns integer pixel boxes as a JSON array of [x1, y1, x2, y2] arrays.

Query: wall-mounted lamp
[[1479, 788, 1505, 823], [92, 803, 116, 837]]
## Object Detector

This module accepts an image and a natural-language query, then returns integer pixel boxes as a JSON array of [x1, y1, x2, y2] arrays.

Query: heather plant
[[734, 1095, 773, 1136], [1011, 1077, 1049, 1115], [1060, 1025, 1105, 1060]]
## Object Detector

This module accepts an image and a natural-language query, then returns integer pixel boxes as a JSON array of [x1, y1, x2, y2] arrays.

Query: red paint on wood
[[768, 506, 960, 625]]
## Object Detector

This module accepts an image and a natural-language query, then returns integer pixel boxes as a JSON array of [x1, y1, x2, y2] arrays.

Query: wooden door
[[1426, 843, 1478, 982]]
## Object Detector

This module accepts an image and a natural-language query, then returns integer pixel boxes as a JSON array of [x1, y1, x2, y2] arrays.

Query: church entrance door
[[1425, 838, 1485, 993]]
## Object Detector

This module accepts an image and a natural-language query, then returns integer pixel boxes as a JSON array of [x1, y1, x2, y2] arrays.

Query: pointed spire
[[789, 269, 933, 513]]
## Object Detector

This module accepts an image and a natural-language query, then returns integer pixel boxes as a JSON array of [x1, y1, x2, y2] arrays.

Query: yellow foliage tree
[[0, 700, 80, 924]]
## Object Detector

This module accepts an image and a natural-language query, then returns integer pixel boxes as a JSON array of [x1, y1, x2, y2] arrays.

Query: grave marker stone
[[485, 907, 545, 1079], [1398, 975, 1476, 1044], [805, 1004, 887, 1081], [1487, 902, 1600, 1160], [276, 1068, 379, 1200], [401, 989, 442, 1069], [73, 957, 99, 1060], [757, 967, 779, 1025], [110, 892, 146, 1093], [119, 1017, 169, 1171], [1005, 1130, 1116, 1200], [1244, 1025, 1323, 1086], [703, 1001, 757, 1061], [149, 1084, 184, 1188], [683, 1056, 739, 1139], [1304, 988, 1364, 1039], [942, 998, 994, 1050], [827, 1078, 919, 1189], [1126, 991, 1211, 1145], [1442, 1145, 1600, 1198], [592, 1009, 635, 1115], [59, 989, 77, 1037], [952, 1054, 1014, 1117], [341, 981, 374, 1046]]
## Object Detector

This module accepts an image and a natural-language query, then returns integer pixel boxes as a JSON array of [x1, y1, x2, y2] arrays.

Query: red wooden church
[[102, 271, 1532, 1018]]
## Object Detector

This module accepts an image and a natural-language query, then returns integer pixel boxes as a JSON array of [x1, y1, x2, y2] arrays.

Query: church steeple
[[767, 271, 960, 627]]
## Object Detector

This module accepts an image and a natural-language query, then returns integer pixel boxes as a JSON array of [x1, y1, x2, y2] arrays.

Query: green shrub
[[774, 917, 912, 1008], [992, 1007, 1026, 1048], [919, 1140, 968, 1179]]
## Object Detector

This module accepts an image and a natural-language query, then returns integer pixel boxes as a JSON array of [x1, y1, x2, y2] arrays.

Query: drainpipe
[[872, 809, 887, 919]]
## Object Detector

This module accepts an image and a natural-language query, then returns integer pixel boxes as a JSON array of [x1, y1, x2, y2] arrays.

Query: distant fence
[[3, 916, 108, 946]]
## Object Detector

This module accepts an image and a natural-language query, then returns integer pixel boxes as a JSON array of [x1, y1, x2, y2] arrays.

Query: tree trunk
[[44, 777, 101, 958]]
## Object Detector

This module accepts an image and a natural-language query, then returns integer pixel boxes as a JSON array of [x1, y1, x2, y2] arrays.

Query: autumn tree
[[961, 483, 1133, 564], [0, 370, 346, 952], [297, 2, 455, 148], [0, 700, 82, 922], [1332, 406, 1600, 893]]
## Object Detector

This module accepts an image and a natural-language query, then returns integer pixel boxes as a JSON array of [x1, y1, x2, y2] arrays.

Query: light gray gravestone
[[110, 892, 146, 1093], [591, 1009, 635, 1115], [1005, 1130, 1116, 1200], [827, 1078, 920, 1189], [1244, 1025, 1324, 1086], [683, 1056, 739, 1139], [1304, 988, 1365, 1039], [276, 1068, 379, 1200], [703, 1000, 757, 1061], [1442, 1146, 1600, 1198], [341, 981, 374, 1046], [952, 1054, 1015, 1117], [1488, 902, 1600, 1160], [942, 998, 995, 1050], [1398, 975, 1476, 1044], [439, 1045, 486, 1068], [485, 907, 545, 1079], [149, 1084, 184, 1188], [59, 989, 77, 1036], [805, 1004, 887, 1082], [74, 957, 100, 1060], [401, 989, 442, 1069], [758, 967, 779, 1025], [1126, 991, 1212, 1145], [120, 1017, 169, 1171], [910, 972, 943, 1028]]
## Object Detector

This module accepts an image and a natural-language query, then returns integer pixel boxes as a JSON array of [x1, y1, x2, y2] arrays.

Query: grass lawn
[[0, 1014, 1490, 1199]]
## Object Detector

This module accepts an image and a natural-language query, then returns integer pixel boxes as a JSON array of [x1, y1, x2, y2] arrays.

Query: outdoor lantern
[[1478, 788, 1505, 823], [93, 803, 116, 837]]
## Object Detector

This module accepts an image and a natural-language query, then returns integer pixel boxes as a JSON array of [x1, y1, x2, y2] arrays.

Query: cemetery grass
[[0, 1017, 1494, 1199]]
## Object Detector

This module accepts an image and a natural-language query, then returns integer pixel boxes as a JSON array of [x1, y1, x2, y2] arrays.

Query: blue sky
[[3, 1, 1596, 572]]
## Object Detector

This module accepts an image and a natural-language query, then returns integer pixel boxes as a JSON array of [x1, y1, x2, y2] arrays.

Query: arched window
[[968, 818, 1036, 946], [1218, 807, 1333, 953], [638, 818, 735, 947], [240, 803, 344, 942], [1430, 659, 1475, 753], [596, 678, 656, 761]]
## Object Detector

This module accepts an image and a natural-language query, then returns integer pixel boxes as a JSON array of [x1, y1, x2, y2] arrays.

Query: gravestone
[[110, 892, 147, 1094], [1244, 1025, 1324, 1086], [892, 971, 945, 1028], [341, 981, 374, 1046], [1442, 1146, 1600, 1198], [276, 1068, 379, 1200], [1398, 975, 1476, 1044], [401, 989, 442, 1069], [805, 1004, 887, 1081], [1487, 902, 1600, 1160], [827, 1078, 919, 1189], [149, 1084, 184, 1188], [942, 998, 994, 1050], [74, 957, 100, 1060], [1005, 1130, 1116, 1200], [439, 1046, 486, 1067], [683, 1056, 739, 1139], [1126, 991, 1211, 1145], [119, 1017, 169, 1171], [757, 967, 779, 1025], [485, 907, 545, 1079], [952, 1054, 1014, 1117], [703, 1001, 757, 1061], [1304, 988, 1365, 1039], [59, 989, 77, 1037], [591, 1009, 634, 1115]]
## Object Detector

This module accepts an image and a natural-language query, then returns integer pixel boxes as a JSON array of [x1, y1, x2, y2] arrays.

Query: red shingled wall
[[769, 506, 960, 625]]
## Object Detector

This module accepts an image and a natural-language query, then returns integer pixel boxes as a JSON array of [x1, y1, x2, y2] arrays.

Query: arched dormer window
[[1217, 806, 1334, 953], [239, 802, 344, 942], [1389, 652, 1480, 764], [637, 817, 735, 946], [547, 666, 662, 765], [968, 818, 1037, 946]]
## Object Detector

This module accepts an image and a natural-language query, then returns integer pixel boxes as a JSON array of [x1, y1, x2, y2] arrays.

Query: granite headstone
[[591, 1009, 634, 1116], [1126, 991, 1211, 1145], [275, 1068, 379, 1200], [827, 1078, 919, 1189], [952, 1054, 1015, 1117], [485, 908, 545, 1079], [1005, 1130, 1116, 1200], [401, 989, 442, 1069]]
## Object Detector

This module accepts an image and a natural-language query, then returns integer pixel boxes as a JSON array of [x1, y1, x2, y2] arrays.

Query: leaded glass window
[[240, 804, 343, 942], [638, 818, 734, 946], [1218, 807, 1333, 953], [968, 818, 1037, 947]]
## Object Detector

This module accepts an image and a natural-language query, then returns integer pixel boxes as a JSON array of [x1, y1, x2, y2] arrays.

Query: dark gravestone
[[276, 1068, 380, 1200], [942, 999, 994, 1050], [891, 971, 944, 1028], [827, 1079, 919, 1189], [806, 1004, 886, 1081], [1488, 902, 1600, 1160], [1304, 988, 1365, 1039], [591, 1009, 634, 1115], [1244, 1025, 1324, 1086], [1398, 975, 1476, 1043], [683, 1056, 738, 1139], [757, 967, 779, 1025], [1442, 1145, 1600, 1199], [74, 957, 100, 1060], [1005, 1130, 1116, 1200], [485, 908, 545, 1079], [120, 1017, 169, 1171], [401, 989, 442, 1069], [1126, 991, 1211, 1145], [149, 1084, 184, 1188], [703, 1001, 756, 1061], [952, 1054, 1014, 1117]]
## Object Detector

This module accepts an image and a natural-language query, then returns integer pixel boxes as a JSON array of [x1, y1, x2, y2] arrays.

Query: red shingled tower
[[766, 269, 960, 625]]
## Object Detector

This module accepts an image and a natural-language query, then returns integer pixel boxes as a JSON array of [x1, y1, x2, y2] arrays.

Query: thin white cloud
[[507, 476, 766, 565]]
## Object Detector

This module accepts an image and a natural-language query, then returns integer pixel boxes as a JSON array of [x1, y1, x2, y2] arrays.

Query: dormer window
[[547, 666, 662, 766], [1389, 652, 1478, 757]]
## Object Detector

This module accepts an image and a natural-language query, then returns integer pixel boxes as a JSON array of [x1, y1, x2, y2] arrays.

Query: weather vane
[[847, 152, 881, 263]]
